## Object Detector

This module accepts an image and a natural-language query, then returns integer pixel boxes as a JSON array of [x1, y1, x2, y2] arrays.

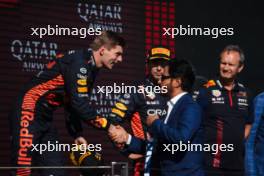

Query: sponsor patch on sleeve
[[112, 108, 125, 118], [204, 80, 216, 88], [77, 79, 87, 86], [77, 87, 88, 93], [115, 102, 128, 111]]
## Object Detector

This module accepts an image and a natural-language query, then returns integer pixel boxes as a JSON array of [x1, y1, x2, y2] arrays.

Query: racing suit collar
[[85, 48, 100, 73], [146, 76, 159, 86], [146, 78, 155, 86], [215, 78, 240, 92], [86, 48, 96, 67]]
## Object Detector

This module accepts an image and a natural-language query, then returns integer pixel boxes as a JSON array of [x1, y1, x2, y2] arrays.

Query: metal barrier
[[0, 162, 128, 176]]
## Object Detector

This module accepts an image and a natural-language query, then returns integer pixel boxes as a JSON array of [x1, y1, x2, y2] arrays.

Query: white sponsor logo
[[119, 98, 129, 105], [146, 90, 156, 99], [211, 97, 224, 104], [78, 94, 89, 97], [77, 73, 87, 79], [147, 109, 167, 116], [80, 67, 87, 74], [68, 50, 75, 54], [88, 89, 121, 117], [146, 100, 160, 105], [238, 98, 248, 106], [10, 39, 58, 72], [212, 90, 221, 97], [123, 93, 130, 99], [77, 3, 123, 33]]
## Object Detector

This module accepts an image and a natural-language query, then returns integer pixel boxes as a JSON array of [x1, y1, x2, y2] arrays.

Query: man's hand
[[89, 116, 108, 129], [245, 124, 252, 139], [108, 125, 129, 144], [74, 136, 87, 145], [146, 115, 159, 126]]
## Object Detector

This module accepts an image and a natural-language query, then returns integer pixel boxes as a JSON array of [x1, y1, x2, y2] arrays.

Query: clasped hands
[[108, 124, 129, 145], [108, 114, 159, 147]]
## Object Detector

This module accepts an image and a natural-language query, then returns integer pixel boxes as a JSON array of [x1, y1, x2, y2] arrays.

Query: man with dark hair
[[9, 31, 125, 176], [110, 59, 204, 176], [197, 45, 252, 176], [108, 46, 170, 176]]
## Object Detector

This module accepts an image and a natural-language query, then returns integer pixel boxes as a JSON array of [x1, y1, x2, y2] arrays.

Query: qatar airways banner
[[0, 0, 176, 175]]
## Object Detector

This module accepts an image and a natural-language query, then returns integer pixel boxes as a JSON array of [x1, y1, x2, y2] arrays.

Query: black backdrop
[[174, 0, 264, 95]]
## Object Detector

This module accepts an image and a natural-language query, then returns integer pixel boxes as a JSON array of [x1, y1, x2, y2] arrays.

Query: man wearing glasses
[[110, 59, 204, 176]]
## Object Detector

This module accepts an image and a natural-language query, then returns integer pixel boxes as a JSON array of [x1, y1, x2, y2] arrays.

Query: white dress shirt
[[164, 92, 187, 124], [126, 92, 187, 144]]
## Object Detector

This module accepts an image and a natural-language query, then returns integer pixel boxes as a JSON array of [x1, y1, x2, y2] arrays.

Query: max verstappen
[[8, 31, 125, 176]]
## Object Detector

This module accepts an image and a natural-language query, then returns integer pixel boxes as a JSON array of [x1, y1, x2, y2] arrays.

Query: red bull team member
[[9, 31, 125, 176], [197, 45, 253, 176], [108, 46, 171, 176]]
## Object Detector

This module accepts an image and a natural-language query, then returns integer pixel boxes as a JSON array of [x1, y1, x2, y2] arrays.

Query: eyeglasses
[[161, 75, 171, 81]]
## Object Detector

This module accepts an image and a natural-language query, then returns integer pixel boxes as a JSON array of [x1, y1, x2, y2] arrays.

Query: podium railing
[[0, 161, 128, 176]]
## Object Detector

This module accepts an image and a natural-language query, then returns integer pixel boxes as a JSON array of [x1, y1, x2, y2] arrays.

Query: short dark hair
[[169, 59, 195, 93], [90, 31, 126, 51], [220, 45, 245, 65]]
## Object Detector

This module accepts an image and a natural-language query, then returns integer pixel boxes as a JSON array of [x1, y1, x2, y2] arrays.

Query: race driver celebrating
[[108, 46, 171, 176], [9, 31, 125, 176]]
